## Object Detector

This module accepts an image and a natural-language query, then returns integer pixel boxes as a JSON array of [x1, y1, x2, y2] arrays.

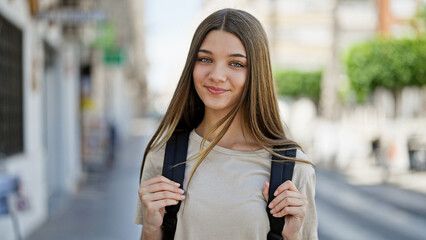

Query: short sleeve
[[133, 147, 165, 225], [294, 150, 318, 239]]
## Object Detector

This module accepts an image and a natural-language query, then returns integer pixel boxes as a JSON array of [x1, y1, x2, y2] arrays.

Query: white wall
[[105, 67, 132, 144], [0, 1, 46, 239], [0, 1, 82, 239], [60, 44, 82, 194]]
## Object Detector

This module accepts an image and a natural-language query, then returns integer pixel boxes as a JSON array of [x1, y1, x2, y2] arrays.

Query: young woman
[[134, 8, 318, 240]]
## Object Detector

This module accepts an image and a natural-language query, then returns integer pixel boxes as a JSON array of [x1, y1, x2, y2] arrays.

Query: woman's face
[[193, 30, 248, 115]]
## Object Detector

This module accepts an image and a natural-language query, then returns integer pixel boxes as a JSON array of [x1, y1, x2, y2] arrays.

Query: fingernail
[[174, 182, 180, 187], [273, 191, 278, 196], [178, 189, 184, 194], [270, 209, 275, 214], [268, 203, 273, 208], [273, 213, 278, 217], [180, 195, 185, 200]]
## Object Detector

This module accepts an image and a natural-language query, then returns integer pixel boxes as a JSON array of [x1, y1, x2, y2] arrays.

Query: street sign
[[103, 48, 126, 66], [37, 9, 106, 24]]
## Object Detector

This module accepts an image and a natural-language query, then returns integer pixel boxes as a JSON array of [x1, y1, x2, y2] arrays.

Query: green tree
[[274, 70, 322, 105], [345, 38, 426, 115]]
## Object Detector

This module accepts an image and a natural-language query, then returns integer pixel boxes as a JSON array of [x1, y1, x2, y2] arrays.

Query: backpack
[[160, 131, 295, 240]]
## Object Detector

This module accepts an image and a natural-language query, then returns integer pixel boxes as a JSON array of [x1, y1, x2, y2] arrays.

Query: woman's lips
[[206, 86, 228, 95]]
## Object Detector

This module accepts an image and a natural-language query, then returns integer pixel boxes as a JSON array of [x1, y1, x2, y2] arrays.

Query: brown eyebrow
[[229, 53, 247, 58], [198, 49, 247, 58]]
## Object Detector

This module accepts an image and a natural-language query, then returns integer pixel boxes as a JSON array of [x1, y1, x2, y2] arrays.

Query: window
[[0, 14, 24, 158]]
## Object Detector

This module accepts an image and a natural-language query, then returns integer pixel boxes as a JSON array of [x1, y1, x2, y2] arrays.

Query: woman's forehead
[[199, 30, 246, 55]]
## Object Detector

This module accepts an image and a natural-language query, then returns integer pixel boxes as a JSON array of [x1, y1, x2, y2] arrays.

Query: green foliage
[[345, 38, 426, 102], [274, 69, 322, 103], [92, 22, 116, 49]]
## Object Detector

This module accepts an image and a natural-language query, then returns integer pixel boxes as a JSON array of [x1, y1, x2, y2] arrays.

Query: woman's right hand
[[139, 176, 185, 235]]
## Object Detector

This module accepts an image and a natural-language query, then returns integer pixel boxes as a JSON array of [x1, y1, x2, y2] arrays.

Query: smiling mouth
[[206, 86, 228, 95]]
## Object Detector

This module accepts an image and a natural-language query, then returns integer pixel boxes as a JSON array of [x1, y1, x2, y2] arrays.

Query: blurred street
[[23, 118, 426, 240], [26, 133, 147, 240], [317, 168, 426, 240]]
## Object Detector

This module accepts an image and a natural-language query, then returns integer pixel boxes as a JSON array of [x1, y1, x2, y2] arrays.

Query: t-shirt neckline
[[190, 130, 269, 156]]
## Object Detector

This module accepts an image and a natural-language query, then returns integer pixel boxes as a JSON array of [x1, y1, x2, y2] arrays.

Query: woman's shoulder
[[141, 144, 166, 182], [145, 144, 166, 168], [146, 144, 166, 160], [293, 149, 316, 185]]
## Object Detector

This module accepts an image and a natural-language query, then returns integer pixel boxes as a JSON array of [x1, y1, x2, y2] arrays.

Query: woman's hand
[[139, 176, 185, 237], [263, 180, 307, 240]]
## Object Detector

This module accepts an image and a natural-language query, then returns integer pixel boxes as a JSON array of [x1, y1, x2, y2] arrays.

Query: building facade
[[0, 0, 146, 239]]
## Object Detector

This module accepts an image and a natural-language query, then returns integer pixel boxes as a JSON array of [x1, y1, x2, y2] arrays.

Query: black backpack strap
[[161, 131, 190, 240], [267, 147, 296, 240]]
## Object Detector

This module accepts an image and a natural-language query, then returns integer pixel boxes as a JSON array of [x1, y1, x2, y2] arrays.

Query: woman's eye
[[198, 57, 211, 63], [231, 62, 244, 68]]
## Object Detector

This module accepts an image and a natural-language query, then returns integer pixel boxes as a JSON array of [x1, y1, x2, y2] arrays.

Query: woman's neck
[[195, 109, 261, 151]]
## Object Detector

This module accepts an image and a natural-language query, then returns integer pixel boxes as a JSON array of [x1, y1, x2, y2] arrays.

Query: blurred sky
[[144, 0, 203, 94]]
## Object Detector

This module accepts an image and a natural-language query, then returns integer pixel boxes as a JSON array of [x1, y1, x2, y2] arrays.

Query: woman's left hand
[[262, 180, 307, 240]]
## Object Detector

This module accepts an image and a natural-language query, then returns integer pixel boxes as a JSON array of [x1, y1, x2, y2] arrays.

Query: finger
[[139, 177, 182, 199], [142, 176, 180, 188], [139, 183, 182, 199], [268, 190, 300, 209], [274, 180, 298, 197], [143, 191, 185, 202], [142, 175, 180, 188], [273, 206, 305, 218], [147, 182, 184, 194], [145, 198, 180, 214], [270, 197, 305, 215], [152, 199, 180, 210], [262, 182, 269, 202]]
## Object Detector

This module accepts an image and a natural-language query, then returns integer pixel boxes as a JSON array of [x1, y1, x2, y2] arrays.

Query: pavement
[[317, 167, 426, 240], [26, 133, 147, 240], [342, 153, 426, 195]]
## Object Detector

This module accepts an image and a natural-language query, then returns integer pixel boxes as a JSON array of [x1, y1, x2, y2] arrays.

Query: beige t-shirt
[[134, 130, 318, 239]]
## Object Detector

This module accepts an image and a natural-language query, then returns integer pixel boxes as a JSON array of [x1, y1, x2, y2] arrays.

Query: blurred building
[[0, 0, 146, 239], [199, 0, 376, 117], [197, 0, 425, 173]]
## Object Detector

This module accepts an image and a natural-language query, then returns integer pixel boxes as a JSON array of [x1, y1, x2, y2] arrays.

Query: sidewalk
[[26, 133, 148, 240], [344, 156, 426, 195]]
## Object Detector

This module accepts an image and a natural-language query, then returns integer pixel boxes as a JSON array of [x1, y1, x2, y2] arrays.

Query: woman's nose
[[208, 64, 226, 82]]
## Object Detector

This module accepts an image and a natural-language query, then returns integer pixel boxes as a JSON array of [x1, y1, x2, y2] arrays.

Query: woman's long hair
[[140, 8, 311, 185]]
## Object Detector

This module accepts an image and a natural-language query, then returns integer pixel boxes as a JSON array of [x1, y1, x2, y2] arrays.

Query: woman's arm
[[138, 176, 185, 240], [140, 225, 162, 240], [263, 180, 308, 240], [263, 159, 318, 240]]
